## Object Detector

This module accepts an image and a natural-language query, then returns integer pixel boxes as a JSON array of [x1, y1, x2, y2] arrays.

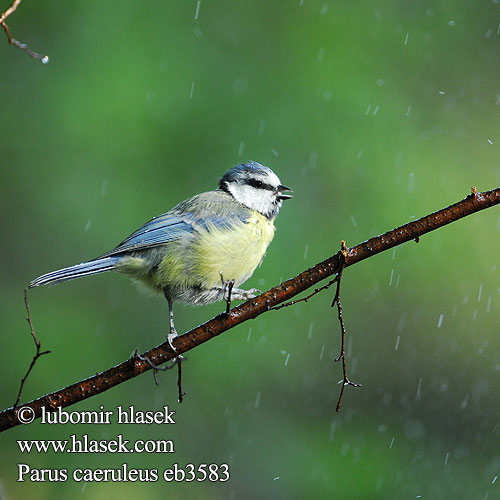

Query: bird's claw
[[167, 329, 178, 352], [241, 287, 262, 299]]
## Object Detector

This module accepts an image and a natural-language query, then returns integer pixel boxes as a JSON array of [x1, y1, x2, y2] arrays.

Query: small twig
[[332, 242, 361, 412], [272, 240, 361, 411], [177, 358, 185, 403], [1, 0, 49, 62], [271, 276, 339, 311], [14, 289, 51, 409], [0, 0, 20, 23]]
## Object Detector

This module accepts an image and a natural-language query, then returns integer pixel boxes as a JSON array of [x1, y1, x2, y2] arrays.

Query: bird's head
[[219, 161, 292, 219]]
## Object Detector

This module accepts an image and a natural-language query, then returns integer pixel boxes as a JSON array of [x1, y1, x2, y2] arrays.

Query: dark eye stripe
[[245, 178, 274, 191]]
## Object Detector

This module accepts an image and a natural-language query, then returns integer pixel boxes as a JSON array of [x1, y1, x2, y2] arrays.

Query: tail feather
[[29, 256, 121, 288]]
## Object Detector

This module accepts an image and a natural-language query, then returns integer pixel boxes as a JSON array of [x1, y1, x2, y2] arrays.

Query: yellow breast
[[193, 211, 275, 288]]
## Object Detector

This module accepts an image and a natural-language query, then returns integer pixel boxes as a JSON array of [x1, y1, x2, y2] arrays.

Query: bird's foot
[[166, 328, 178, 352], [230, 287, 262, 301]]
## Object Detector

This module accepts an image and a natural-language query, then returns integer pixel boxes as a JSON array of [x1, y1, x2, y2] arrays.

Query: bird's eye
[[255, 180, 263, 188]]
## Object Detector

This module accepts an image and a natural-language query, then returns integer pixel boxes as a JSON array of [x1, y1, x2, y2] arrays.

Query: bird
[[29, 161, 292, 349]]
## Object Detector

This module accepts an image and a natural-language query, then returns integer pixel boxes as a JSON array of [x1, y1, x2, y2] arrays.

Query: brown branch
[[1, 0, 49, 62], [1, 186, 499, 432], [13, 290, 51, 409]]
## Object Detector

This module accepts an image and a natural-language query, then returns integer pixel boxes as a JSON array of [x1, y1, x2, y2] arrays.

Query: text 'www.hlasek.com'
[[14, 405, 230, 483]]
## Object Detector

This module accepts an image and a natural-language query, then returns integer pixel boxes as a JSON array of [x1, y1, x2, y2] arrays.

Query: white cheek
[[227, 183, 280, 217], [238, 186, 260, 208]]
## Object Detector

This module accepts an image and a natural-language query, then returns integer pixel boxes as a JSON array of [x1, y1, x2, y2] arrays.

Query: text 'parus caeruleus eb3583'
[[29, 161, 292, 349]]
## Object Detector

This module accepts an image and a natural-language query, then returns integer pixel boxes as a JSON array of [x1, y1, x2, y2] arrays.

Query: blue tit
[[29, 161, 292, 348]]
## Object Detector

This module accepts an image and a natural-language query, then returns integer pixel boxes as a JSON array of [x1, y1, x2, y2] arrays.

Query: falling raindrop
[[255, 392, 261, 408], [101, 180, 108, 197], [415, 377, 422, 401], [258, 120, 265, 135], [486, 296, 492, 313], [329, 421, 336, 441], [320, 345, 325, 360], [309, 150, 318, 168], [308, 323, 314, 339], [396, 312, 406, 333], [408, 172, 415, 192], [347, 335, 353, 357], [437, 314, 444, 328], [461, 393, 469, 409]]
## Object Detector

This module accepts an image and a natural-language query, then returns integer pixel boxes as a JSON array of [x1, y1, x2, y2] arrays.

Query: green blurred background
[[1, 1, 500, 498]]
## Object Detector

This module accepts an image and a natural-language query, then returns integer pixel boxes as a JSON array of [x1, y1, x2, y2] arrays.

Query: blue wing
[[99, 213, 193, 257], [99, 191, 251, 258]]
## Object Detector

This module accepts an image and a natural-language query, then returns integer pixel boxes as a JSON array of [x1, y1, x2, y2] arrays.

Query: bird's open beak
[[276, 184, 293, 201]]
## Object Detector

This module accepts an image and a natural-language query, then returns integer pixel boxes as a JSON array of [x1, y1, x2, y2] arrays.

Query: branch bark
[[1, 186, 499, 432]]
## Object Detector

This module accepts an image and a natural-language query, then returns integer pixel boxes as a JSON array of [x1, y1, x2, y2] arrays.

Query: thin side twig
[[272, 240, 361, 411], [177, 358, 185, 403], [13, 289, 51, 409], [0, 0, 20, 23], [331, 243, 361, 412], [1, 0, 49, 62], [271, 276, 339, 311]]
